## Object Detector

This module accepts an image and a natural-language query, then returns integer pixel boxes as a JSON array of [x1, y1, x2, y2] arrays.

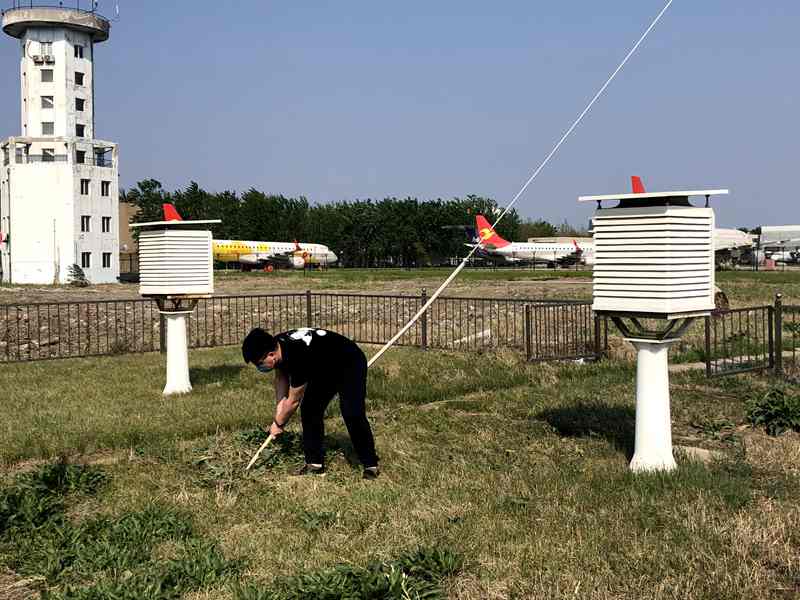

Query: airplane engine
[[291, 256, 306, 269]]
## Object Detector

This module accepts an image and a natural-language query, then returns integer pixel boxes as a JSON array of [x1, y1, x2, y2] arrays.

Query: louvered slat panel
[[138, 230, 214, 296], [591, 205, 714, 316]]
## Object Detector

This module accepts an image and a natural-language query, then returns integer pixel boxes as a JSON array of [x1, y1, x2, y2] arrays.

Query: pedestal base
[[627, 338, 677, 473], [162, 310, 193, 395]]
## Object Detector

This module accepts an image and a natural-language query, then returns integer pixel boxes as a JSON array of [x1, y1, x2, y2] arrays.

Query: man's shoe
[[291, 463, 324, 476], [362, 466, 379, 480]]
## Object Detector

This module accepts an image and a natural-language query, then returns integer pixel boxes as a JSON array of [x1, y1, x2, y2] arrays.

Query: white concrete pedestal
[[627, 338, 677, 473], [162, 310, 193, 395]]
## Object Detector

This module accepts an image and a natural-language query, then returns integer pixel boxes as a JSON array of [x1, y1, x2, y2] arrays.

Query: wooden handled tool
[[245, 434, 275, 471]]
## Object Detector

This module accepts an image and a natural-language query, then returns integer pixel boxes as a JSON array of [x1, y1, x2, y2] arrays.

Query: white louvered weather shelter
[[579, 184, 728, 472], [130, 214, 221, 395], [137, 226, 216, 296]]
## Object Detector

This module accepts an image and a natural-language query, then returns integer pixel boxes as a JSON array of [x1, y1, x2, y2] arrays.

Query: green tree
[[518, 219, 557, 239], [125, 179, 168, 240]]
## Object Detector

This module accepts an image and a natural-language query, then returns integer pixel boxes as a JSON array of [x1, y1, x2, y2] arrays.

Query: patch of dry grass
[[2, 345, 800, 598]]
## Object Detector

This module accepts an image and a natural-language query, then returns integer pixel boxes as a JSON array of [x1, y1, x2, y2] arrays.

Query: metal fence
[[0, 299, 161, 361], [704, 305, 774, 377], [776, 296, 800, 379], [0, 291, 606, 364], [704, 294, 800, 378], [525, 302, 607, 362]]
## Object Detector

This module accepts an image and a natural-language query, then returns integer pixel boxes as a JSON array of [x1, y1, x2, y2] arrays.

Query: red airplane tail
[[631, 176, 646, 194], [475, 215, 510, 248], [163, 203, 183, 221]]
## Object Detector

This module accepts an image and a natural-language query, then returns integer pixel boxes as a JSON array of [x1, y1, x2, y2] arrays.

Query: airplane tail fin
[[631, 176, 646, 194], [475, 215, 510, 248], [163, 203, 183, 221]]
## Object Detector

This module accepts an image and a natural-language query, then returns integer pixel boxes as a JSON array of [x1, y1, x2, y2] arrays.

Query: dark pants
[[300, 351, 378, 468]]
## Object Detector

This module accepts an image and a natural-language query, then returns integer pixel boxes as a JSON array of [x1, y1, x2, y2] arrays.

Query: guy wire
[[367, 0, 674, 368]]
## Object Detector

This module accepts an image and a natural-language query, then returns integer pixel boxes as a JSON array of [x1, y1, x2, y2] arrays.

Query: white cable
[[368, 0, 674, 368]]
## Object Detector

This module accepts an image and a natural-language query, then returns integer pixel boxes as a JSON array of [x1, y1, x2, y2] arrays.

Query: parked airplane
[[758, 240, 800, 264], [161, 204, 338, 269], [470, 176, 753, 267], [470, 214, 593, 266], [713, 228, 756, 267]]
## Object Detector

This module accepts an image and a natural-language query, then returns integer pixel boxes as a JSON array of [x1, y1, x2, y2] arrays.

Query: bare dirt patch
[[0, 569, 42, 600], [1, 272, 592, 305]]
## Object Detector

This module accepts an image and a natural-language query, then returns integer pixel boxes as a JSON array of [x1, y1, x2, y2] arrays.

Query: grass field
[[216, 265, 593, 281], [2, 343, 799, 599], [6, 265, 800, 307], [216, 267, 800, 304]]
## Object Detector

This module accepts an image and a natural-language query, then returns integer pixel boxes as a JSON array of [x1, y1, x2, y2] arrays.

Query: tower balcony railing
[[5, 155, 114, 166], [78, 157, 114, 168], [19, 153, 69, 163], [3, 2, 107, 18]]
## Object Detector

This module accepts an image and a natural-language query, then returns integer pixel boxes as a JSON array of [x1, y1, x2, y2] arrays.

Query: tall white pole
[[628, 339, 677, 472], [162, 310, 193, 395]]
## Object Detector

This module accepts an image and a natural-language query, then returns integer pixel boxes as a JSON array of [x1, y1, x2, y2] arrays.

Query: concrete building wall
[[21, 27, 93, 140], [1, 138, 119, 284], [1, 161, 72, 283]]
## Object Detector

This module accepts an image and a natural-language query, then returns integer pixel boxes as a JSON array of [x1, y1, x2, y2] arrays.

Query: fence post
[[593, 312, 601, 361], [306, 289, 312, 327], [159, 313, 166, 354], [420, 288, 428, 350], [775, 293, 783, 376], [704, 316, 711, 378], [768, 304, 775, 371], [525, 305, 532, 361]]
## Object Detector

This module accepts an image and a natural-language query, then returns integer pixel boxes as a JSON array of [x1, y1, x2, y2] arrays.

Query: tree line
[[123, 179, 578, 267]]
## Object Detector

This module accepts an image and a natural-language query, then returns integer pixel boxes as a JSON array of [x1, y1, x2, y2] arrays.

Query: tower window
[[41, 96, 54, 109], [101, 181, 110, 197], [42, 148, 55, 162], [75, 98, 85, 111], [81, 252, 91, 268], [74, 45, 84, 59], [102, 253, 111, 268], [80, 179, 90, 195], [76, 124, 85, 137], [75, 72, 84, 86], [76, 150, 86, 164], [41, 121, 54, 135], [41, 69, 53, 82], [102, 216, 111, 232], [81, 215, 91, 232]]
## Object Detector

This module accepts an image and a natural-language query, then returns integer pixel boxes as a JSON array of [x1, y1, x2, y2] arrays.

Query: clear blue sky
[[1, 1, 797, 229]]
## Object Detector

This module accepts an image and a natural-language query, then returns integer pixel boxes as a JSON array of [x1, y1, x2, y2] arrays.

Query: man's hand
[[269, 421, 284, 437]]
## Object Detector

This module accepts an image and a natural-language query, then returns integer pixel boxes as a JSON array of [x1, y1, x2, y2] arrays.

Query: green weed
[[296, 507, 338, 533], [232, 546, 462, 600], [747, 384, 800, 435], [0, 463, 240, 599], [0, 462, 107, 534]]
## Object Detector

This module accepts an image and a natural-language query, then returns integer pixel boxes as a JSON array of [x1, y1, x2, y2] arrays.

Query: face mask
[[256, 364, 273, 374]]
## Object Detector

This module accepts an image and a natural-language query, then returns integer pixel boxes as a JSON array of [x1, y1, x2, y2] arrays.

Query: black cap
[[242, 328, 276, 364]]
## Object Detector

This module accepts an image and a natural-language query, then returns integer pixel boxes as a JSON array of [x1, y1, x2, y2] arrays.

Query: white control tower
[[0, 4, 119, 284]]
